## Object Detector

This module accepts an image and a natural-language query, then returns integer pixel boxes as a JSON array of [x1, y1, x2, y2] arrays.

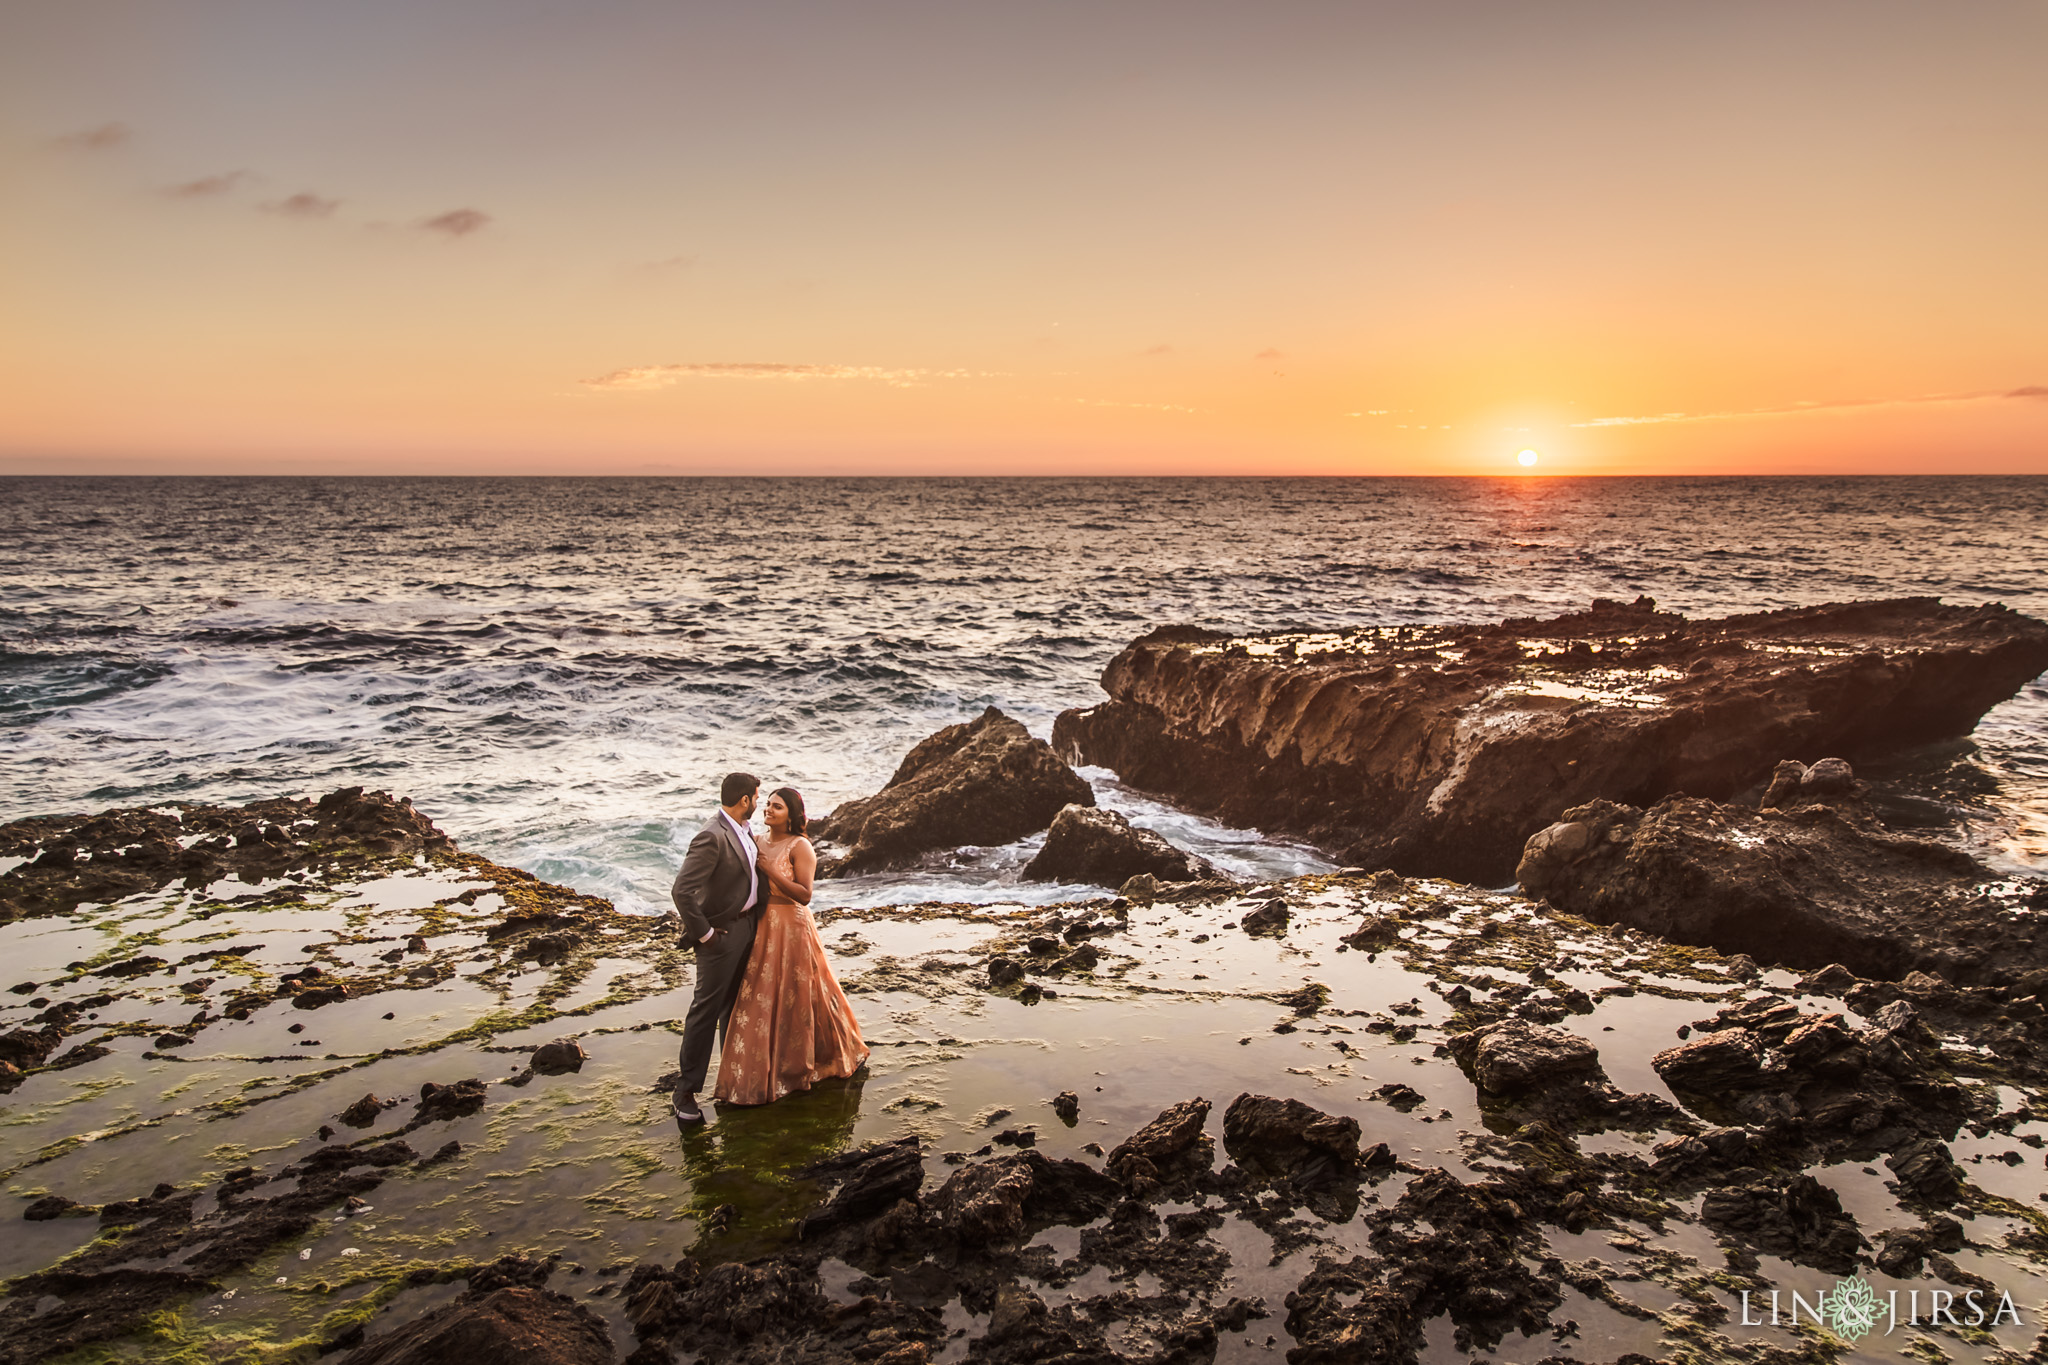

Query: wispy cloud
[[52, 122, 130, 152], [265, 192, 339, 218], [583, 363, 977, 391], [421, 208, 490, 236], [1573, 387, 2046, 428], [1141, 344, 1174, 357], [166, 171, 247, 197], [1255, 348, 1284, 361]]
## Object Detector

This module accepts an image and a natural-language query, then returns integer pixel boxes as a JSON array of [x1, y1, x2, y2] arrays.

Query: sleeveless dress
[[713, 837, 870, 1105]]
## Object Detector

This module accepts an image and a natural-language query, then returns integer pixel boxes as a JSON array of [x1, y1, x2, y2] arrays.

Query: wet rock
[[1698, 1175, 1865, 1273], [1021, 804, 1216, 886], [1026, 936, 1060, 956], [1221, 1094, 1362, 1182], [1119, 872, 1159, 903], [1803, 756, 1856, 794], [530, 1038, 586, 1075], [23, 1195, 82, 1221], [1105, 1098, 1213, 1192], [1886, 1137, 1966, 1206], [1518, 791, 2045, 986], [925, 1149, 1121, 1247], [1052, 944, 1099, 972], [292, 982, 349, 1009], [151, 1033, 192, 1050], [1239, 898, 1288, 935], [986, 957, 1024, 987], [0, 1025, 64, 1071], [816, 707, 1093, 875], [339, 1094, 390, 1128], [1448, 1019, 1601, 1094], [1371, 1083, 1425, 1112], [415, 1078, 488, 1125], [1796, 962, 1858, 995], [1652, 1029, 1763, 1093], [1051, 1091, 1080, 1125], [795, 1137, 924, 1237], [0, 787, 453, 923], [338, 1284, 613, 1365], [1052, 600, 2048, 883]]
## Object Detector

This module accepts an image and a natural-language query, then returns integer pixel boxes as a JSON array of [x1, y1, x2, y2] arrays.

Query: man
[[668, 771, 763, 1122]]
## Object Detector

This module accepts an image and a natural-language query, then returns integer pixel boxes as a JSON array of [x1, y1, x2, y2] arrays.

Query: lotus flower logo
[[1821, 1273, 1883, 1343]]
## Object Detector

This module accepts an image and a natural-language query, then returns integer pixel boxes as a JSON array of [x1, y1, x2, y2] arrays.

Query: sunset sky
[[4, 1, 2044, 476]]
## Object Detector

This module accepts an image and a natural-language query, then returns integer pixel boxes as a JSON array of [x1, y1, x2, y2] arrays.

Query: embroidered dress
[[713, 836, 869, 1105]]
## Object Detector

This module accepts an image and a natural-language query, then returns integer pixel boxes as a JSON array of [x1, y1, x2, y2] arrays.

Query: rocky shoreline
[[1, 781, 2045, 1363], [2, 596, 2045, 1364]]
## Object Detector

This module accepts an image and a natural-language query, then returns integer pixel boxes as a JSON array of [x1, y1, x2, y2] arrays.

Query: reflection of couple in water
[[667, 772, 869, 1123]]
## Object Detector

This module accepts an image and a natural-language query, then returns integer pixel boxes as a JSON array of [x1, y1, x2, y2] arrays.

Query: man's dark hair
[[720, 772, 760, 807]]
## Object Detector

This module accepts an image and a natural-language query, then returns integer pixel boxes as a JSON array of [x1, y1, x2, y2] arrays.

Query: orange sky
[[3, 1, 2045, 476]]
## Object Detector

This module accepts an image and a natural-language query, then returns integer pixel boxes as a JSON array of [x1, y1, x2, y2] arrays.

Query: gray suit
[[670, 812, 763, 1093]]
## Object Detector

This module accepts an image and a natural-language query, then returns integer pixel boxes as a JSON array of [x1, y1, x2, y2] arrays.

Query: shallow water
[[4, 846, 2043, 1362]]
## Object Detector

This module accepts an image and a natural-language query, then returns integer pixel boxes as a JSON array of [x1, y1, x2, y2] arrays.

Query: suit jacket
[[670, 812, 761, 943]]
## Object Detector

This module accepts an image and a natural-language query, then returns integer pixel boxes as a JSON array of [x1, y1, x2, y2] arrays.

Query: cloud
[[1255, 348, 1284, 361], [582, 362, 975, 391], [1142, 344, 1174, 356], [1573, 388, 2045, 428], [52, 122, 131, 152], [421, 208, 490, 236], [265, 192, 340, 218], [636, 254, 696, 272], [166, 172, 247, 198]]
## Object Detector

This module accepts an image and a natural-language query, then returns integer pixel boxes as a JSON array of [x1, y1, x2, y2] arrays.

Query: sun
[[1516, 449, 1539, 468]]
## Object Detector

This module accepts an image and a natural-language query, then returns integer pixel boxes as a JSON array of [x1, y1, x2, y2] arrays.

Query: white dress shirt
[[721, 809, 759, 910]]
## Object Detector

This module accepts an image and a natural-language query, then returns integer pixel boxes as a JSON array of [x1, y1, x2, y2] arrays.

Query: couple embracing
[[667, 772, 869, 1123]]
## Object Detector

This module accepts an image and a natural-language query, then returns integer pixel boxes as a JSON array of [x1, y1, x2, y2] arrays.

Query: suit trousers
[[675, 911, 759, 1093]]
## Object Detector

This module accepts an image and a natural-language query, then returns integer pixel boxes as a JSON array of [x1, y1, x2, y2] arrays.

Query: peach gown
[[712, 836, 870, 1105]]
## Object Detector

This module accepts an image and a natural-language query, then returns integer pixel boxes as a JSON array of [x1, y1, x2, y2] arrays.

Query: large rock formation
[[1052, 598, 2048, 884], [1517, 785, 2048, 986], [816, 707, 1093, 875], [1020, 804, 1216, 886]]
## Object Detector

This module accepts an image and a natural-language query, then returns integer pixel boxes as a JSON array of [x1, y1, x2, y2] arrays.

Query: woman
[[712, 786, 870, 1105]]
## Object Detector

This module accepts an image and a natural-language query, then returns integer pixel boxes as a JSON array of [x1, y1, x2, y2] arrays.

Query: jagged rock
[[986, 957, 1024, 987], [815, 707, 1093, 875], [1240, 898, 1288, 935], [1021, 804, 1215, 886], [339, 1094, 388, 1128], [338, 1285, 612, 1365], [1653, 1029, 1764, 1093], [1518, 791, 2047, 986], [1699, 1176, 1865, 1273], [1448, 1019, 1601, 1094], [1105, 1098, 1213, 1189], [1221, 1094, 1362, 1181], [530, 1038, 586, 1075], [1052, 600, 2048, 884], [0, 787, 454, 923], [23, 1195, 81, 1221], [1886, 1138, 1966, 1206], [416, 1078, 487, 1124], [1051, 1091, 1080, 1124], [795, 1137, 924, 1237], [923, 1149, 1120, 1245]]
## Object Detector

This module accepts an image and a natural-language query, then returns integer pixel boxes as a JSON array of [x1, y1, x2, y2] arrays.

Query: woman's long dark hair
[[772, 786, 807, 838]]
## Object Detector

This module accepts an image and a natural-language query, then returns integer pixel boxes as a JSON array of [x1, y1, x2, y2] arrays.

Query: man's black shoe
[[672, 1090, 705, 1123]]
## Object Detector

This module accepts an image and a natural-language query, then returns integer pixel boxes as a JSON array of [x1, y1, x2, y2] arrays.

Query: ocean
[[4, 475, 2045, 906]]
